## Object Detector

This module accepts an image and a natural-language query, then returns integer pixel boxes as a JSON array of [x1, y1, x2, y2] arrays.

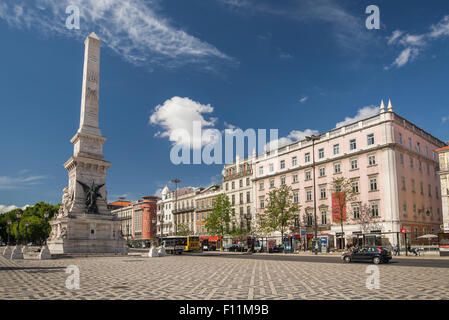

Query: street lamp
[[38, 210, 52, 259], [245, 213, 252, 252], [306, 134, 320, 255], [171, 179, 181, 235], [7, 220, 11, 246], [152, 218, 157, 247], [10, 210, 24, 259]]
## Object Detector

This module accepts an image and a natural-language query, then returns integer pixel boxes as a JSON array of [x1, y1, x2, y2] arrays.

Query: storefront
[[200, 236, 221, 250]]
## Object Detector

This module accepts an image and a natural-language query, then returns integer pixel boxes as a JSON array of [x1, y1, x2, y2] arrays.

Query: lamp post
[[38, 211, 52, 259], [2, 220, 13, 258], [152, 218, 157, 246], [245, 213, 252, 253], [11, 209, 24, 259], [172, 179, 181, 235], [22, 221, 29, 254], [306, 134, 320, 255], [7, 220, 11, 246]]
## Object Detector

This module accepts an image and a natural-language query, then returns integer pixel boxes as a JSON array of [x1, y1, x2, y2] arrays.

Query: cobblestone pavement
[[0, 254, 448, 300]]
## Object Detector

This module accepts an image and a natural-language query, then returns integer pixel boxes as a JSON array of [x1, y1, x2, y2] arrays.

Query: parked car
[[342, 246, 392, 264], [229, 244, 243, 252], [269, 245, 284, 253]]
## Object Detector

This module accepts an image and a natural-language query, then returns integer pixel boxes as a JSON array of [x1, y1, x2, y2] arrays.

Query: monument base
[[38, 245, 52, 259], [2, 246, 12, 258], [11, 245, 24, 259], [47, 215, 128, 255]]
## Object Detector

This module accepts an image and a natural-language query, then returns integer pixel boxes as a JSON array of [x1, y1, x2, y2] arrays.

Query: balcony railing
[[223, 170, 253, 181]]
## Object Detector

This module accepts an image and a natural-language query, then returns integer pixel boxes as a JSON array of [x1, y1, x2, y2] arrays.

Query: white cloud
[[154, 188, 163, 198], [299, 96, 308, 103], [0, 204, 30, 214], [0, 0, 231, 69], [150, 96, 218, 149], [387, 15, 449, 69], [335, 105, 379, 128], [266, 129, 319, 151], [442, 116, 449, 123], [218, 0, 376, 52], [0, 174, 48, 190], [387, 30, 403, 45]]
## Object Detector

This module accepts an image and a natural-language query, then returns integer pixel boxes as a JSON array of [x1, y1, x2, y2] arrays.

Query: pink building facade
[[252, 102, 445, 248]]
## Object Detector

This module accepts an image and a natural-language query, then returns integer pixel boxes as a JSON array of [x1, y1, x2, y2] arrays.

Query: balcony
[[223, 170, 253, 182], [172, 206, 195, 214]]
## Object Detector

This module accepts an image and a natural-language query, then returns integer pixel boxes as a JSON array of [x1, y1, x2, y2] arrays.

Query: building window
[[333, 144, 340, 155], [306, 212, 313, 226], [436, 186, 439, 199], [231, 195, 235, 205], [428, 184, 432, 197], [411, 179, 416, 193], [259, 166, 263, 175], [247, 206, 251, 215], [352, 181, 359, 193], [368, 155, 376, 166], [306, 190, 312, 201], [420, 182, 424, 195], [318, 148, 324, 159], [305, 171, 311, 180], [292, 174, 298, 183], [351, 159, 358, 170], [269, 163, 274, 172], [225, 183, 229, 191], [321, 211, 327, 225], [334, 163, 341, 174], [270, 179, 275, 188], [320, 187, 327, 199], [280, 160, 285, 169], [410, 156, 414, 168], [367, 133, 375, 145], [403, 203, 407, 216], [239, 179, 243, 188], [319, 167, 326, 177], [280, 176, 286, 185], [370, 202, 379, 217], [417, 142, 421, 153], [369, 177, 378, 191], [293, 192, 299, 203], [401, 177, 406, 191], [350, 139, 357, 150], [292, 156, 297, 166], [408, 137, 412, 150], [400, 153, 404, 165], [305, 153, 310, 163], [413, 204, 417, 217], [239, 193, 243, 204], [398, 132, 402, 145], [246, 192, 250, 203], [259, 181, 264, 190], [246, 178, 250, 186], [353, 205, 360, 219], [259, 198, 264, 209], [232, 181, 235, 189]]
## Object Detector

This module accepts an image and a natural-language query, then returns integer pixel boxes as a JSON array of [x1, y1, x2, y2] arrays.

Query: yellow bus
[[162, 236, 200, 254]]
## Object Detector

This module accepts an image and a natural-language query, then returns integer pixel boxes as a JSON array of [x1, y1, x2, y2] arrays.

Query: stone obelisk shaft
[[79, 32, 101, 137]]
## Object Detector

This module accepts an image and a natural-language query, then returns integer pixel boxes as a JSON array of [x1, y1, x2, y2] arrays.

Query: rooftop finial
[[387, 99, 393, 112], [380, 99, 386, 113]]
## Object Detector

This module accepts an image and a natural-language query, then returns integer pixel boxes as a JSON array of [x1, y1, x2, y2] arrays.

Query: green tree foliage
[[260, 184, 299, 240], [330, 177, 359, 237], [0, 202, 59, 245], [177, 223, 193, 236], [205, 194, 231, 250]]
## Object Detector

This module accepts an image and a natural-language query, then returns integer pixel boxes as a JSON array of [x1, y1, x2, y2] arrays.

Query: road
[[186, 251, 449, 269]]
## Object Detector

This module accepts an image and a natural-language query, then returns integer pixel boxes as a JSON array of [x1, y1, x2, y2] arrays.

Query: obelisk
[[46, 33, 127, 255]]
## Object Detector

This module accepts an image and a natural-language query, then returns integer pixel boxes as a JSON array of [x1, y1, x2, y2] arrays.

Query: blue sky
[[0, 0, 448, 211]]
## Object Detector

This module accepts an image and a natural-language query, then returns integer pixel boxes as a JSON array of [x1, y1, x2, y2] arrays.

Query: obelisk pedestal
[[2, 246, 12, 259], [47, 32, 127, 256], [11, 245, 24, 259]]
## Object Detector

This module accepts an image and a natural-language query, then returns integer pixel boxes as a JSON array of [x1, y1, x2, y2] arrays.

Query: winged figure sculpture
[[77, 180, 105, 214]]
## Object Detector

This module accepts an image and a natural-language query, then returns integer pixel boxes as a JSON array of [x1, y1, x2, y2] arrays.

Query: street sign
[[370, 230, 382, 234], [400, 228, 407, 233], [300, 230, 307, 236], [336, 232, 345, 236]]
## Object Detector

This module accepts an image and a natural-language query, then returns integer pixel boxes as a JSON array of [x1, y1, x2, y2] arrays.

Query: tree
[[357, 203, 381, 234], [260, 184, 299, 246], [0, 202, 59, 245], [330, 177, 358, 249], [205, 194, 232, 251], [177, 223, 193, 236]]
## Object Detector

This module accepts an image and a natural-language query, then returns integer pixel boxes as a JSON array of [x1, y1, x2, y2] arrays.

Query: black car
[[342, 246, 392, 264]]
